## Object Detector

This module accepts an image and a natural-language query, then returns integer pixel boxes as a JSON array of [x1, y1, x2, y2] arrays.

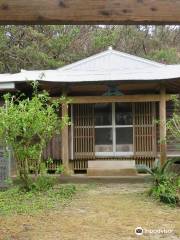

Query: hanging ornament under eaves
[[103, 85, 124, 96]]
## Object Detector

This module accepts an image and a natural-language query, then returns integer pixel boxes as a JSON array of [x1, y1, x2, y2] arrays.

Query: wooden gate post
[[159, 86, 167, 166], [61, 101, 70, 174]]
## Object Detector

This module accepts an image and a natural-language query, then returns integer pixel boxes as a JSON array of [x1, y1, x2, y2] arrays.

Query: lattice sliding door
[[133, 102, 157, 157], [73, 104, 95, 160]]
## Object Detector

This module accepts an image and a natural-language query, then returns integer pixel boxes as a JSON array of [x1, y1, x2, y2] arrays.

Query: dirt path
[[0, 183, 180, 240]]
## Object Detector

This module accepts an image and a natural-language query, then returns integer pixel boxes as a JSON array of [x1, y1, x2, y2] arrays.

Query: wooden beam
[[61, 101, 70, 173], [159, 86, 167, 165], [71, 94, 171, 104], [0, 1, 180, 24]]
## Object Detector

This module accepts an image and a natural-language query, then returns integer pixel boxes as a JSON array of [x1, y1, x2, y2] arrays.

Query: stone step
[[87, 160, 137, 176]]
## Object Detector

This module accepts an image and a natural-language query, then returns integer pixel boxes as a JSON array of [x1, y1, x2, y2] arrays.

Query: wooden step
[[87, 160, 137, 176]]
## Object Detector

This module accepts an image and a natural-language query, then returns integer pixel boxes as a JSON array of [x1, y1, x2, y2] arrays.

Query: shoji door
[[133, 102, 157, 157], [73, 104, 95, 160]]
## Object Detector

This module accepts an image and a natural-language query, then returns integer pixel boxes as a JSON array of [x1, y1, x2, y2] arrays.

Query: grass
[[0, 184, 76, 215], [0, 183, 180, 240]]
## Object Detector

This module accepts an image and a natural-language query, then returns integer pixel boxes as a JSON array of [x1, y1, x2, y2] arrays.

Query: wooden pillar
[[61, 101, 70, 173], [159, 86, 167, 165]]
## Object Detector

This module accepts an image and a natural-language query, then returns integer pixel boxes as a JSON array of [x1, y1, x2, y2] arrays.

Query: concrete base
[[58, 174, 152, 184], [11, 174, 152, 184], [87, 168, 137, 176], [87, 160, 137, 176]]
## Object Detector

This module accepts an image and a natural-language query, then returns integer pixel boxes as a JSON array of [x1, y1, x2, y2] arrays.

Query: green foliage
[[29, 176, 56, 192], [149, 174, 179, 205], [0, 184, 76, 215], [92, 27, 119, 50], [144, 158, 175, 176], [0, 82, 68, 190], [55, 164, 65, 174], [46, 157, 53, 165], [57, 184, 76, 199], [15, 175, 56, 192], [39, 162, 48, 175], [165, 96, 180, 153], [147, 48, 180, 64], [166, 96, 180, 144], [0, 25, 180, 73], [147, 96, 180, 206], [0, 25, 81, 73], [4, 177, 13, 187], [143, 159, 180, 206]]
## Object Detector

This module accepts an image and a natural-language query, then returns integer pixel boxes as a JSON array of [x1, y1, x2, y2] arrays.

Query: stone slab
[[88, 160, 136, 169]]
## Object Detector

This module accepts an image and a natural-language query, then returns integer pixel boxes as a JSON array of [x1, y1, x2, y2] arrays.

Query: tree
[[0, 82, 68, 190], [166, 96, 180, 142], [0, 25, 180, 74]]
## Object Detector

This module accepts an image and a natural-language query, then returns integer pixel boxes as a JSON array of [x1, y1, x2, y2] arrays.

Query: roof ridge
[[58, 48, 165, 71]]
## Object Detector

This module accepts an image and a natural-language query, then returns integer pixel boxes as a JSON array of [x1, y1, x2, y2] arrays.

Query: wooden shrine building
[[0, 47, 180, 175]]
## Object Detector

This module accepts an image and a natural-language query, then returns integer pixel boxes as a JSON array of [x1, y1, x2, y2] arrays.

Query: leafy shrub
[[150, 175, 179, 205], [39, 162, 48, 175], [55, 164, 65, 174], [30, 176, 56, 192], [0, 81, 68, 191], [16, 175, 56, 192], [147, 48, 180, 64], [56, 184, 76, 199], [143, 159, 180, 206]]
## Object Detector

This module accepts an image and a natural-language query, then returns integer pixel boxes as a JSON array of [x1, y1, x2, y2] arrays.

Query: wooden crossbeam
[[71, 95, 171, 104], [0, 0, 180, 24]]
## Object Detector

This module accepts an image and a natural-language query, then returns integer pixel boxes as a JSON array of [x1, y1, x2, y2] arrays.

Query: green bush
[[30, 176, 56, 192], [150, 175, 179, 205], [55, 164, 65, 174], [57, 184, 76, 199], [0, 82, 68, 191], [143, 159, 180, 206], [16, 175, 56, 192]]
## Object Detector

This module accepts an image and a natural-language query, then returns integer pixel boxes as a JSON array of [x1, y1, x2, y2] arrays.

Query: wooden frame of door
[[95, 102, 133, 157]]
